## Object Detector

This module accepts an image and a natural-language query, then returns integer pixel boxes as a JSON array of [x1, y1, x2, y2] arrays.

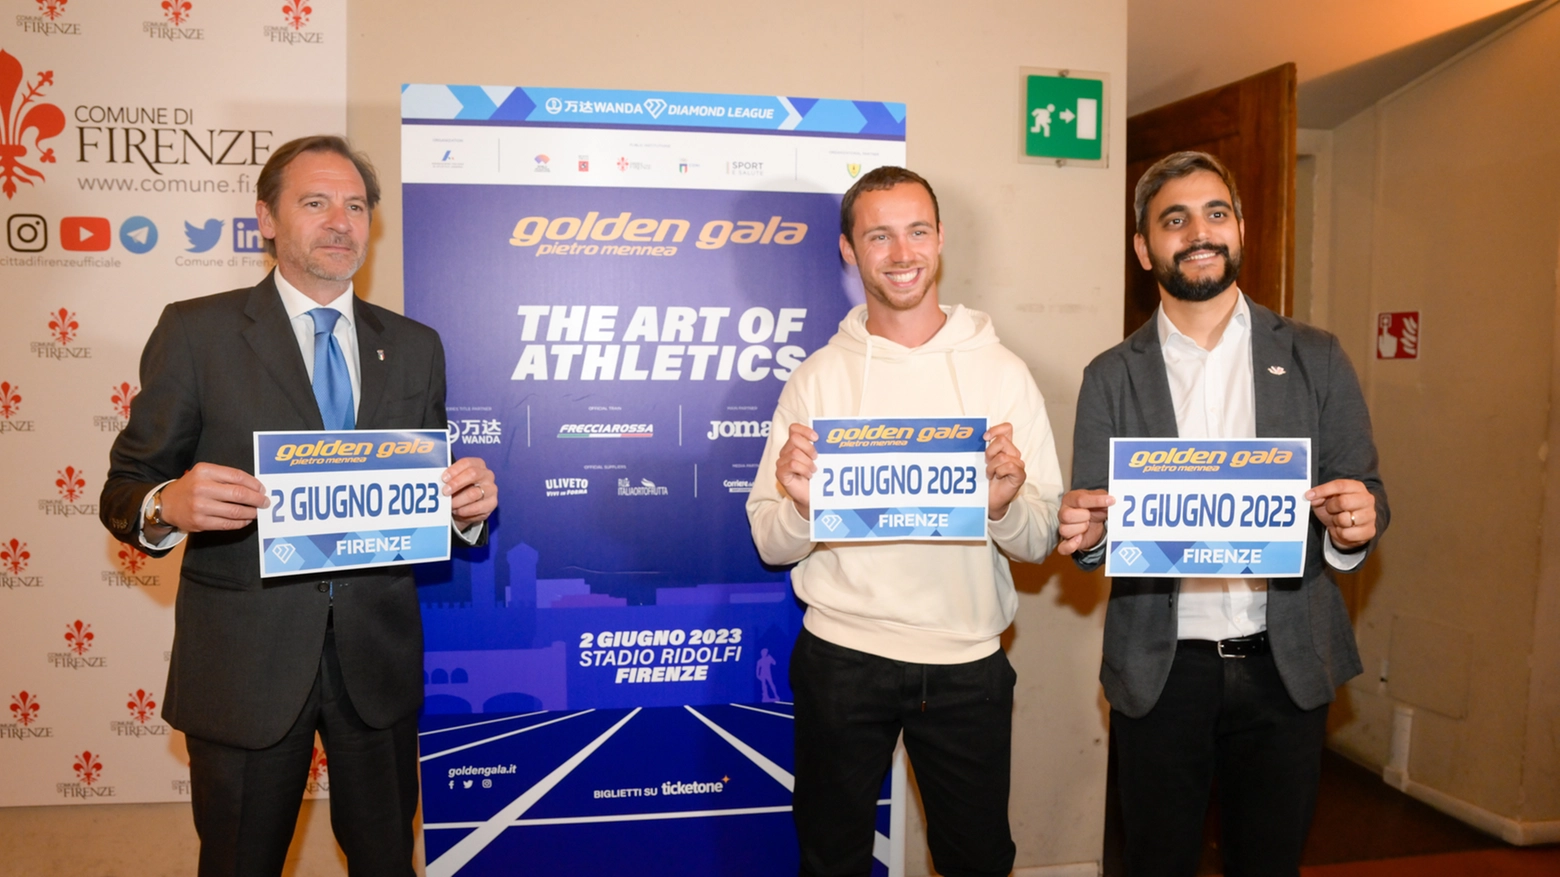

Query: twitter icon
[[184, 219, 223, 253]]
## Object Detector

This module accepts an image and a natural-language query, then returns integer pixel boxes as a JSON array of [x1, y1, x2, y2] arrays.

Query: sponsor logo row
[[15, 0, 325, 41], [5, 214, 266, 255]]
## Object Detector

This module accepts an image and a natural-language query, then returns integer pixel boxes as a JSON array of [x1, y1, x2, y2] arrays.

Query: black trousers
[[790, 628, 1017, 877], [1112, 639, 1328, 877], [185, 627, 420, 877]]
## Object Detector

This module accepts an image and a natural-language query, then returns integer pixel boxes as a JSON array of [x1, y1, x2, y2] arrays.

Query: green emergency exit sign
[[1022, 70, 1108, 166]]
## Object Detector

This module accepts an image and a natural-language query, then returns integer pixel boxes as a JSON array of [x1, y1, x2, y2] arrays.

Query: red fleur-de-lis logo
[[35, 0, 68, 21], [9, 691, 39, 726], [111, 382, 138, 419], [126, 689, 157, 724], [0, 51, 65, 199], [63, 620, 93, 655], [282, 1, 311, 30], [1, 538, 30, 575], [73, 750, 102, 785], [161, 0, 192, 25], [48, 308, 78, 345], [308, 746, 328, 781], [55, 466, 86, 502], [0, 381, 20, 419], [117, 546, 148, 574]]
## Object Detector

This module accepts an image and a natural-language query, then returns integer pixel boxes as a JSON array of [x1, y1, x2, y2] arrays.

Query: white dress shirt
[[274, 272, 362, 412], [1156, 292, 1363, 641]]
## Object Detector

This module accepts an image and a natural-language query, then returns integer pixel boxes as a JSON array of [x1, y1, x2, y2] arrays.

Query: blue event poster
[[402, 85, 906, 876]]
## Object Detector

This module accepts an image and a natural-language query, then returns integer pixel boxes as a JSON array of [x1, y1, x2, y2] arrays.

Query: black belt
[[1181, 631, 1269, 658]]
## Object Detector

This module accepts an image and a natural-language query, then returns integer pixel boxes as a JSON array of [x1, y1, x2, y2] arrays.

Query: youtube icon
[[62, 216, 111, 252]]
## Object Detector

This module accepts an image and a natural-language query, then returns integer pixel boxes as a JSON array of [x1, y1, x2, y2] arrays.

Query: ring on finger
[[476, 484, 486, 501], [1348, 510, 1357, 527]]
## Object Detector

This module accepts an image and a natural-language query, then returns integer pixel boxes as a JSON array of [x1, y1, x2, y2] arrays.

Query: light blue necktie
[[308, 308, 355, 430]]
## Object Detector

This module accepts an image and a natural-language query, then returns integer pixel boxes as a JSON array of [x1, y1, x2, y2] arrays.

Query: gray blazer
[[1072, 297, 1388, 718], [101, 273, 481, 749]]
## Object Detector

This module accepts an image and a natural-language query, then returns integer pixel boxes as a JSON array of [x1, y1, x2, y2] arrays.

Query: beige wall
[[1321, 0, 1560, 837], [0, 1, 1128, 873]]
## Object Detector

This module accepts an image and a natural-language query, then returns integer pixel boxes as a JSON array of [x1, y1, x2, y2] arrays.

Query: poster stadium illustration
[[401, 85, 907, 875]]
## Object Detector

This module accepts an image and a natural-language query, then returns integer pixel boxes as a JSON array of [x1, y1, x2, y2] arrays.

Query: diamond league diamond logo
[[270, 543, 296, 563], [819, 513, 843, 532], [1117, 545, 1142, 565], [545, 97, 563, 114], [643, 98, 668, 119]]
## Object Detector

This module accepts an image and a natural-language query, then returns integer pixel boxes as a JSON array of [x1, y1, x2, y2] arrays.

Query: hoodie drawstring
[[945, 351, 967, 416], [858, 333, 875, 417], [920, 664, 928, 712]]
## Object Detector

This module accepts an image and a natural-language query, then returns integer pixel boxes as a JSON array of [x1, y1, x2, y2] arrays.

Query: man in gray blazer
[[101, 136, 497, 877], [1057, 151, 1387, 876]]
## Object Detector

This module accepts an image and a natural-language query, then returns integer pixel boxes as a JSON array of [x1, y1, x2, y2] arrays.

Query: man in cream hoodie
[[747, 167, 1063, 877]]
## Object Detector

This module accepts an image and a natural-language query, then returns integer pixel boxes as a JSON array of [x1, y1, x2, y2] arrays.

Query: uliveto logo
[[544, 477, 588, 498], [31, 309, 91, 361], [48, 620, 105, 669], [0, 381, 35, 434]]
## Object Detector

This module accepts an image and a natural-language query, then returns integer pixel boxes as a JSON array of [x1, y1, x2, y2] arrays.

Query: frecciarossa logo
[[509, 211, 807, 254]]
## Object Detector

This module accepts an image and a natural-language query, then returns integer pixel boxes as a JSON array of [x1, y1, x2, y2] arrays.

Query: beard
[[1151, 242, 1242, 302], [279, 233, 367, 284]]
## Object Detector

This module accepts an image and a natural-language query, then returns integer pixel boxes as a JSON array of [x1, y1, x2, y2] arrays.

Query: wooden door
[[1123, 64, 1297, 336]]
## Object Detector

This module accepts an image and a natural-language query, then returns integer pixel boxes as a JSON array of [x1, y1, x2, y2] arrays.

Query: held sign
[[1106, 438, 1310, 577], [254, 429, 452, 577], [809, 417, 987, 541]]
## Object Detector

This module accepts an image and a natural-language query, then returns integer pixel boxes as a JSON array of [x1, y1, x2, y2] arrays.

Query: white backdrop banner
[[0, 0, 344, 807]]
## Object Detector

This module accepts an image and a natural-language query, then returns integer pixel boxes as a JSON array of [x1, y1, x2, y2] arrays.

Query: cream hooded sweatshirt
[[746, 303, 1063, 664]]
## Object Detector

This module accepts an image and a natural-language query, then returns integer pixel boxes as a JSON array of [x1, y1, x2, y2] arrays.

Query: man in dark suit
[[100, 135, 497, 877], [1056, 151, 1388, 876]]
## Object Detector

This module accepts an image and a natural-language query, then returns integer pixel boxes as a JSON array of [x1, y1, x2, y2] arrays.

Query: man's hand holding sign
[[1058, 464, 1378, 560], [777, 418, 1025, 541]]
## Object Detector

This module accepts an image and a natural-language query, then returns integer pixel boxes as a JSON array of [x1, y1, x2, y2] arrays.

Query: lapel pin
[[1267, 366, 1286, 375], [377, 349, 385, 361]]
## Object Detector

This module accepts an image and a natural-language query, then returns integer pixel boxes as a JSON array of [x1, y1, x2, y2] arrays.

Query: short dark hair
[[1133, 151, 1242, 235], [839, 166, 941, 245], [255, 135, 381, 256]]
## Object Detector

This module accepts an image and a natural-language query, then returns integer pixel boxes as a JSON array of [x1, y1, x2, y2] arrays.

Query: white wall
[[1321, 0, 1560, 841]]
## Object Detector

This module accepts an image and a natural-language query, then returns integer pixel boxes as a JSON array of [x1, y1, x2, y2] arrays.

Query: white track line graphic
[[426, 708, 641, 877], [419, 709, 596, 762], [729, 703, 794, 720], [686, 705, 891, 866], [418, 710, 548, 737], [425, 804, 794, 830]]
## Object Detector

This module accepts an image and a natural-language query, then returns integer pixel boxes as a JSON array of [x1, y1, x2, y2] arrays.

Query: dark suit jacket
[[1073, 297, 1388, 718], [101, 273, 477, 749]]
